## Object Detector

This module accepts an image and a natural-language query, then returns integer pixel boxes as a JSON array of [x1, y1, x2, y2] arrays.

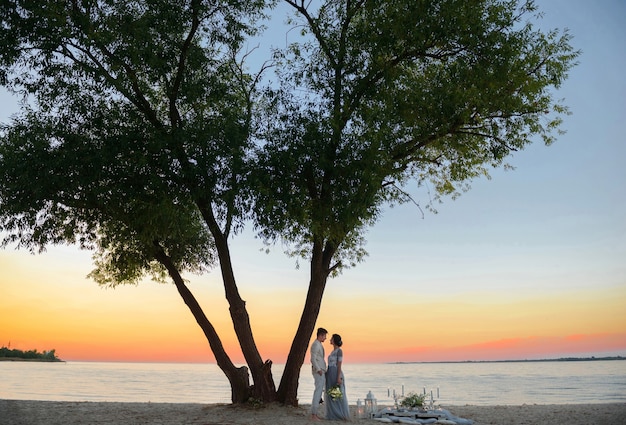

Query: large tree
[[0, 0, 577, 406], [0, 0, 275, 403], [255, 0, 578, 405]]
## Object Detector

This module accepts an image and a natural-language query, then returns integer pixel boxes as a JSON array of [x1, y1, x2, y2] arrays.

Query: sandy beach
[[1, 400, 625, 425]]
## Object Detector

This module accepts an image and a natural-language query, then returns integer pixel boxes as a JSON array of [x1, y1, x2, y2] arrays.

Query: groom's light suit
[[310, 338, 327, 415]]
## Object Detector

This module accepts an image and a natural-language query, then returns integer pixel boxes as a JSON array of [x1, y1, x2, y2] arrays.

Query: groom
[[310, 327, 328, 421]]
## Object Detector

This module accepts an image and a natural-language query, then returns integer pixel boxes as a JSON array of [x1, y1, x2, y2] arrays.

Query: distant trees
[[0, 0, 578, 405], [0, 346, 61, 361]]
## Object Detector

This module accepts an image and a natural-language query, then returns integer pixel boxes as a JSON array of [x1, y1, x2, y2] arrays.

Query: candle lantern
[[364, 390, 378, 418], [356, 399, 364, 419]]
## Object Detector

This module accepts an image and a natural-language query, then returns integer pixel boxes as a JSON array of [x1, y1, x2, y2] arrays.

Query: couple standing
[[310, 327, 351, 421]]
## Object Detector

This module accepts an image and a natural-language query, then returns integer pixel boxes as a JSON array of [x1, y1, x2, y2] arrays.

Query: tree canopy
[[258, 0, 575, 267], [0, 0, 578, 405]]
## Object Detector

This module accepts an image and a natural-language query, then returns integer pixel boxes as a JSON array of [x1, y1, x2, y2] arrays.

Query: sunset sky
[[1, 0, 625, 364]]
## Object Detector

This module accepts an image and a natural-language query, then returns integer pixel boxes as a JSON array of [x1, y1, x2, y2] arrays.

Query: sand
[[1, 400, 625, 425]]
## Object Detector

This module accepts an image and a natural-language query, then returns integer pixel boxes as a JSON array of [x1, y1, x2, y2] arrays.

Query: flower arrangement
[[327, 385, 343, 401], [399, 392, 427, 408]]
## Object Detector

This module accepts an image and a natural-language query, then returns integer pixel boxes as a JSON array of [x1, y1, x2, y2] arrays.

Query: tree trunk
[[198, 201, 277, 403], [278, 239, 333, 405], [153, 243, 251, 403]]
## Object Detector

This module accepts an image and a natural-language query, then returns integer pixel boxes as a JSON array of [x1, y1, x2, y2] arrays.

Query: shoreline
[[0, 358, 64, 362], [1, 400, 625, 425]]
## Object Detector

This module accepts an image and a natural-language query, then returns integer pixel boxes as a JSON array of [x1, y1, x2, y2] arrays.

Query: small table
[[381, 408, 446, 420]]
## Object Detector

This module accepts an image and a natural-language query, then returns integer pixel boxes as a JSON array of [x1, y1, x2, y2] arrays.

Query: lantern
[[364, 390, 378, 418], [356, 399, 364, 419]]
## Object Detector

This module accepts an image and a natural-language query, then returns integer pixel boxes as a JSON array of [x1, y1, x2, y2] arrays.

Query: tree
[[254, 0, 578, 405], [0, 0, 274, 403], [0, 0, 577, 406]]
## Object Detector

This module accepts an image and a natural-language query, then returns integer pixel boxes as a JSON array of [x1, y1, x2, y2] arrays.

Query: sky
[[1, 0, 625, 364]]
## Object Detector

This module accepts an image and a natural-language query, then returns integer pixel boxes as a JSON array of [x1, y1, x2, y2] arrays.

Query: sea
[[1, 360, 625, 406]]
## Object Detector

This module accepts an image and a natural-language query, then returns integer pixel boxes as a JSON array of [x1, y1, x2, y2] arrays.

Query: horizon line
[[25, 355, 625, 365]]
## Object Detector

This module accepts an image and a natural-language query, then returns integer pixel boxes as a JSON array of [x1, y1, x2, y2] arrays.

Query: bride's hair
[[331, 334, 343, 347]]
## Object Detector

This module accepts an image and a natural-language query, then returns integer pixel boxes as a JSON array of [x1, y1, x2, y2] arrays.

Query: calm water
[[1, 360, 625, 405]]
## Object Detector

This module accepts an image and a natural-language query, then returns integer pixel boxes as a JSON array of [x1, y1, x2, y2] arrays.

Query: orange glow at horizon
[[2, 246, 626, 364], [4, 330, 626, 365]]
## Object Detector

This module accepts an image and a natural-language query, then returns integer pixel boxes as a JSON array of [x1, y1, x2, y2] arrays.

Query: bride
[[325, 333, 351, 420]]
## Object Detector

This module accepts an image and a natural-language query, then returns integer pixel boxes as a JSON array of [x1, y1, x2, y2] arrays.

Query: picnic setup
[[356, 389, 473, 424]]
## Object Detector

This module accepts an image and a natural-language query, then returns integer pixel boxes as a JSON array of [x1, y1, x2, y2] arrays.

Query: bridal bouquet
[[327, 385, 343, 401]]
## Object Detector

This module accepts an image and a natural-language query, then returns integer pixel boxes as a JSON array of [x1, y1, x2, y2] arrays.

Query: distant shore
[[389, 356, 626, 364], [1, 400, 625, 425], [0, 347, 62, 362], [2, 355, 622, 364], [0, 357, 64, 362]]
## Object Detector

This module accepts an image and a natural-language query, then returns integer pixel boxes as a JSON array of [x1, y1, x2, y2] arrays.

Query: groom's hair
[[317, 327, 328, 336]]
